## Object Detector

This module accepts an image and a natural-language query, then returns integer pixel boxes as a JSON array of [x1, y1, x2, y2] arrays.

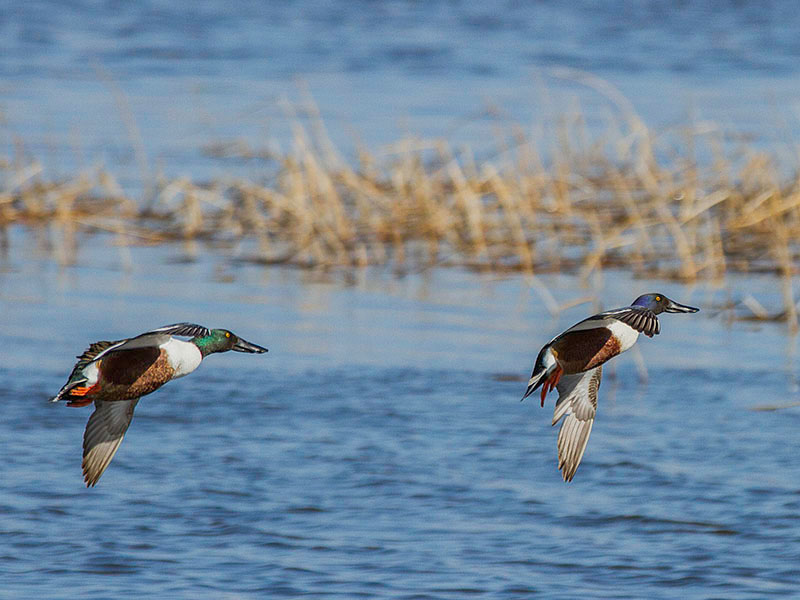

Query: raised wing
[[82, 399, 139, 486], [141, 323, 211, 338], [611, 307, 659, 337], [91, 323, 211, 360], [551, 366, 602, 482], [582, 306, 659, 337]]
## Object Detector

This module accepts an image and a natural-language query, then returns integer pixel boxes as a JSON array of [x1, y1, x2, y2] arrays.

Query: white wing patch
[[551, 367, 602, 482]]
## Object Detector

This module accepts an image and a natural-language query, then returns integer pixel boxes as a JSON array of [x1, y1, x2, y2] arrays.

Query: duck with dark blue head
[[522, 293, 699, 481]]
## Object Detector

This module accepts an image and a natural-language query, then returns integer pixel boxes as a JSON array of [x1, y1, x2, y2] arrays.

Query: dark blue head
[[632, 293, 699, 315]]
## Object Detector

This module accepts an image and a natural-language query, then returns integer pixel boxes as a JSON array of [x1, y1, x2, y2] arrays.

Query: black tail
[[521, 346, 550, 401], [51, 377, 89, 403]]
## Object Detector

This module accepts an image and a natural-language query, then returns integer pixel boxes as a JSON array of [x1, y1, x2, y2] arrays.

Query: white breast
[[161, 338, 203, 378], [607, 319, 640, 353]]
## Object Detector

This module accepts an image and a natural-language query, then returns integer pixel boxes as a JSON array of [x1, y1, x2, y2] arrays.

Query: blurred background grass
[[2, 89, 798, 328]]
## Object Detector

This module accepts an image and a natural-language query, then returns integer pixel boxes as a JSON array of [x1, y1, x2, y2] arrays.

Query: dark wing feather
[[71, 340, 118, 378], [106, 323, 211, 352], [73, 324, 207, 367], [82, 399, 138, 486], [101, 323, 211, 354], [613, 307, 659, 337], [141, 323, 211, 338]]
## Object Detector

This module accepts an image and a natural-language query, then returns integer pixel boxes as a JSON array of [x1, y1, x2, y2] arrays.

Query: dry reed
[[1, 105, 798, 328]]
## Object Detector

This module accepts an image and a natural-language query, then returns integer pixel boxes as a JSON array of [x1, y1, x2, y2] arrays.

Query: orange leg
[[68, 385, 96, 397], [540, 365, 564, 407], [65, 383, 99, 407]]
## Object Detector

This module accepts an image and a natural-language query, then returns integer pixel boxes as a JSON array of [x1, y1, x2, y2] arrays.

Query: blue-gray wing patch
[[98, 323, 211, 356]]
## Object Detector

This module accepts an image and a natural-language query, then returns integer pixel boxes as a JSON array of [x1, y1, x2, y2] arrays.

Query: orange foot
[[66, 384, 99, 407], [68, 385, 96, 397], [540, 365, 564, 407]]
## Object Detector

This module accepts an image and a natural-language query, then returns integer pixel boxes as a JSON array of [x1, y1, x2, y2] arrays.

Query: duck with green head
[[52, 323, 267, 486]]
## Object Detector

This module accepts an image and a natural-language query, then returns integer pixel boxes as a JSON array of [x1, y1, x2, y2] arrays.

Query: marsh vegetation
[[2, 101, 798, 328]]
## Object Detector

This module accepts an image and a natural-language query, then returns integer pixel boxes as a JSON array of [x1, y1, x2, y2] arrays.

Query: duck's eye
[[655, 296, 661, 301], [225, 332, 231, 338]]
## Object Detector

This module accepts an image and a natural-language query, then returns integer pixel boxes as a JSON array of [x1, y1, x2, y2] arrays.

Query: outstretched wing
[[582, 306, 659, 338], [551, 366, 602, 482], [82, 399, 139, 487], [611, 307, 659, 337], [105, 323, 211, 354], [140, 323, 211, 338], [86, 323, 210, 360]]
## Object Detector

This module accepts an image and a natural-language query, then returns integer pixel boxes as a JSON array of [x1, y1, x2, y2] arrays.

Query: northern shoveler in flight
[[522, 293, 699, 482], [51, 323, 267, 487]]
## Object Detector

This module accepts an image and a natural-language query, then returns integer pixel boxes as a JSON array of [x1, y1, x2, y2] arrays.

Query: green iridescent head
[[192, 329, 268, 357]]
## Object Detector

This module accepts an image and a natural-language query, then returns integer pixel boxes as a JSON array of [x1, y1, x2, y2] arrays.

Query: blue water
[[4, 0, 800, 188], [1, 238, 799, 598], [3, 3, 800, 597]]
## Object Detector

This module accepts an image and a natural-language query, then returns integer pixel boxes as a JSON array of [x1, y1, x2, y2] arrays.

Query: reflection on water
[[1, 239, 799, 598]]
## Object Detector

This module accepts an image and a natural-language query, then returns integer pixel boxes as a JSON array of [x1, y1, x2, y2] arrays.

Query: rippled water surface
[[1, 239, 799, 599], [4, 2, 800, 597], [5, 0, 800, 184]]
